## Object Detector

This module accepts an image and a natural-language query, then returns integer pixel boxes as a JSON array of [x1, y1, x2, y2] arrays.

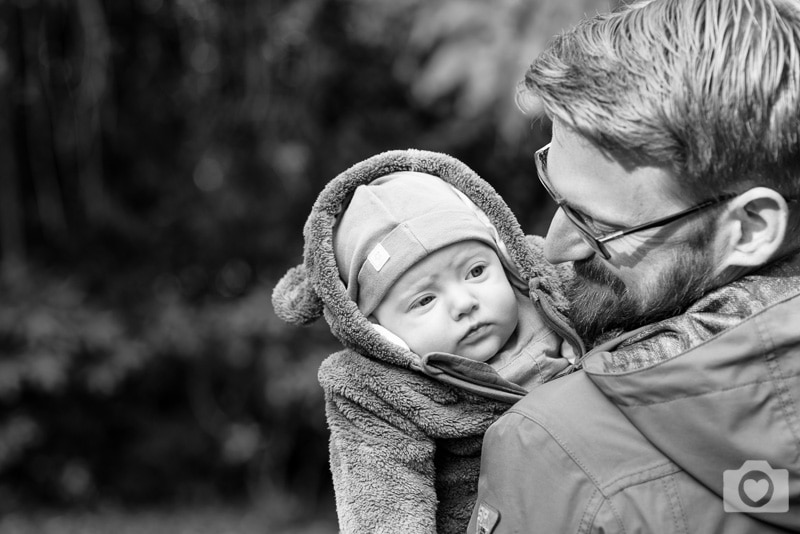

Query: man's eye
[[568, 207, 614, 234], [586, 218, 617, 234], [468, 265, 486, 278]]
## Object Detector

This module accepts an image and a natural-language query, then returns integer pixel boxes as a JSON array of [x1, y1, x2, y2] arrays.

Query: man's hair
[[521, 0, 800, 204]]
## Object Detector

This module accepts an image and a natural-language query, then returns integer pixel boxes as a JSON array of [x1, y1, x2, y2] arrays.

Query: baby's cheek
[[416, 325, 456, 355]]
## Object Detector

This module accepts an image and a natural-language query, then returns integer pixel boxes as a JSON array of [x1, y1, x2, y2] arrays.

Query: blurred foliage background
[[0, 0, 616, 530]]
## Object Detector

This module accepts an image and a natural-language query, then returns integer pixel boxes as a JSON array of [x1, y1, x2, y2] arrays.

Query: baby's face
[[372, 241, 519, 361]]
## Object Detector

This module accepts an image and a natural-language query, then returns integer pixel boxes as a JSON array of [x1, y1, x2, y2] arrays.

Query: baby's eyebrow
[[403, 273, 437, 295], [453, 246, 491, 262]]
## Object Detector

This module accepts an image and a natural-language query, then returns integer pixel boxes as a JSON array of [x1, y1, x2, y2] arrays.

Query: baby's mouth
[[461, 323, 489, 343]]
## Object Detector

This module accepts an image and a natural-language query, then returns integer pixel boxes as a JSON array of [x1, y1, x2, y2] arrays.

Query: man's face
[[542, 125, 722, 344], [371, 241, 519, 361]]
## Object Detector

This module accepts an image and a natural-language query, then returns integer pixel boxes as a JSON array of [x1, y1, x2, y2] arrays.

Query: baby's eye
[[468, 265, 486, 278], [411, 295, 435, 309]]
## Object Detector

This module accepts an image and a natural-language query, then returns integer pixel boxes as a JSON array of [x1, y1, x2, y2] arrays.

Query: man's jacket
[[271, 149, 582, 533], [468, 255, 800, 533]]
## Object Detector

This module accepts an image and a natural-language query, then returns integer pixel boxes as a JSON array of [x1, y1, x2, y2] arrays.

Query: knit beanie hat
[[333, 171, 520, 316]]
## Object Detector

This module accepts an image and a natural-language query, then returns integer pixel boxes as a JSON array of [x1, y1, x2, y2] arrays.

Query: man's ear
[[716, 187, 789, 270]]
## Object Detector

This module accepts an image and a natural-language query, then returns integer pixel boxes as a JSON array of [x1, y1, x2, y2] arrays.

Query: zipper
[[530, 288, 586, 365]]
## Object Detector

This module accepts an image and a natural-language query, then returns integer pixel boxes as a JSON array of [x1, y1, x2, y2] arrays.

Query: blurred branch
[[3, 3, 29, 273], [74, 0, 111, 224]]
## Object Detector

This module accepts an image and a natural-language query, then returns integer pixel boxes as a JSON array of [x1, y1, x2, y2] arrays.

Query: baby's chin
[[453, 337, 506, 363], [413, 329, 511, 361]]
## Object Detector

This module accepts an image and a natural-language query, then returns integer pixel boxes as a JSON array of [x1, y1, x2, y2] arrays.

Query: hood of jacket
[[272, 149, 573, 376], [582, 255, 800, 530]]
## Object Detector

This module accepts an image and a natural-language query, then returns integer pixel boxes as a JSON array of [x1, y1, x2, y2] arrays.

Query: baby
[[334, 171, 567, 388], [272, 150, 577, 533]]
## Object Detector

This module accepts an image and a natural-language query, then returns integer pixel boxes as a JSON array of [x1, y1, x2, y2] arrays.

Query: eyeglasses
[[534, 143, 737, 259]]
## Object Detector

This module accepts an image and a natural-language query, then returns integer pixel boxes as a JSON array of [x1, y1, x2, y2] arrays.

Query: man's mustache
[[573, 258, 626, 297]]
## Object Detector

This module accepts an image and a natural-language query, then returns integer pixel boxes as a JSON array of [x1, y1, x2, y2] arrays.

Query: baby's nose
[[450, 289, 478, 320]]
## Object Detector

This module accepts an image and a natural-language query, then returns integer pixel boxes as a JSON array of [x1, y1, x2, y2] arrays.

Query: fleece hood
[[583, 279, 800, 530], [272, 149, 574, 376]]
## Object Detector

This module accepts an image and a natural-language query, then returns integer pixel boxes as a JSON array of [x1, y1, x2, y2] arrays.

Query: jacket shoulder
[[507, 371, 677, 491], [473, 371, 789, 533], [471, 372, 685, 532]]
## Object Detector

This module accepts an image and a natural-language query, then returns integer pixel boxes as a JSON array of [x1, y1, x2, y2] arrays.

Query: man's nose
[[449, 287, 478, 320], [544, 209, 596, 264]]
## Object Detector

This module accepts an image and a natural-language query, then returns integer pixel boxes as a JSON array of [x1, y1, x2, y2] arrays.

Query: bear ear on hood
[[271, 263, 323, 326]]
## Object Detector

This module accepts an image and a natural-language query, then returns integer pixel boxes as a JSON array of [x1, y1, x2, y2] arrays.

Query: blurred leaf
[[0, 416, 40, 471], [396, 0, 616, 141]]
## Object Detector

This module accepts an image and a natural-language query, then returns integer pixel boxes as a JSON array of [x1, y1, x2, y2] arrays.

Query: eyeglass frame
[[534, 143, 738, 260]]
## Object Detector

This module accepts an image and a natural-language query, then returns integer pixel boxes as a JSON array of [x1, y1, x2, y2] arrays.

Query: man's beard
[[566, 234, 718, 347]]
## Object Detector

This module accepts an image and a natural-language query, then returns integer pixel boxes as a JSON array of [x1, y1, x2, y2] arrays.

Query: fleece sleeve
[[324, 390, 439, 533], [319, 353, 442, 534]]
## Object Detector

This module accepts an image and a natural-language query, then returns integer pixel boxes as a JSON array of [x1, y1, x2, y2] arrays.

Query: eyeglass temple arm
[[596, 193, 738, 244]]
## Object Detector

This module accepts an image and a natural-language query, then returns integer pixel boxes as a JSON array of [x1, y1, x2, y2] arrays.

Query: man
[[468, 0, 800, 532]]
